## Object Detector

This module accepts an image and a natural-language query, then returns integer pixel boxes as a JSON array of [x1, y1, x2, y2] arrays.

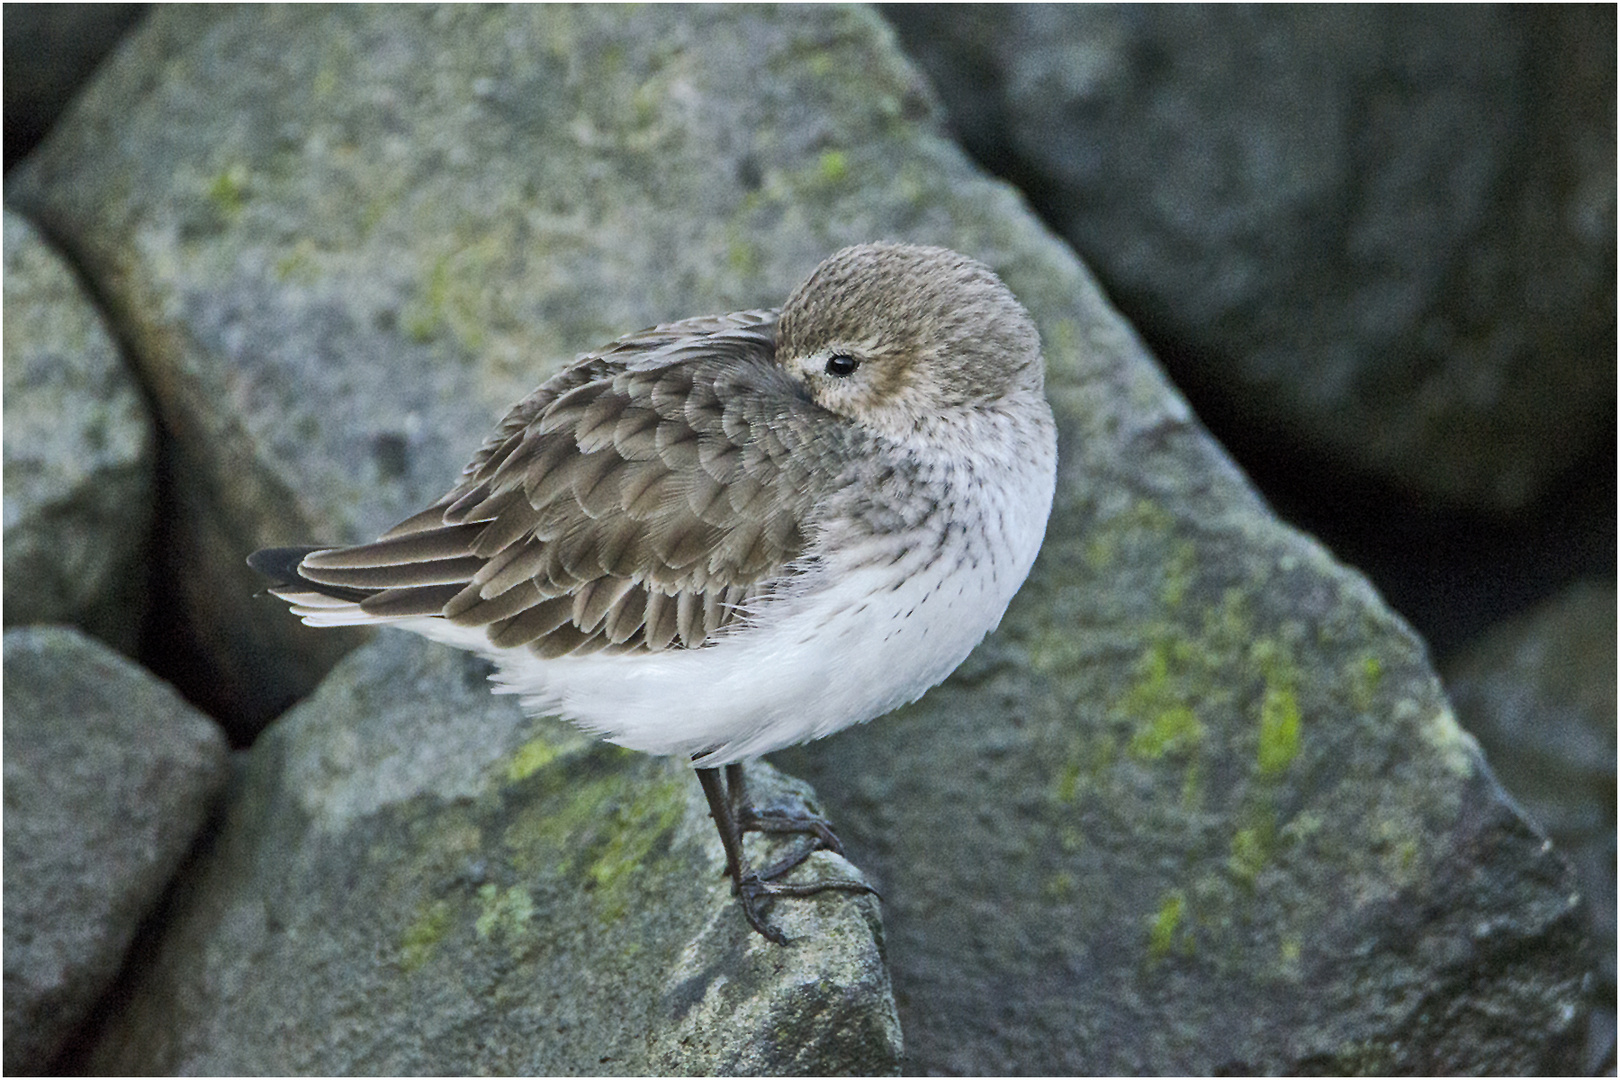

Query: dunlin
[[251, 242, 1058, 943]]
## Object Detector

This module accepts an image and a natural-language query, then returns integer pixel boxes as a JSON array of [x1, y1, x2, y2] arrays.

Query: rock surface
[[2, 626, 228, 1074], [1446, 580, 1617, 1072], [84, 632, 899, 1076], [7, 5, 1594, 1074], [2, 5, 147, 167], [3, 209, 154, 651], [884, 5, 1616, 514]]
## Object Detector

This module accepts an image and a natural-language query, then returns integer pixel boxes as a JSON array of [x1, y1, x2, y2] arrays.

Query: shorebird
[[251, 242, 1058, 943]]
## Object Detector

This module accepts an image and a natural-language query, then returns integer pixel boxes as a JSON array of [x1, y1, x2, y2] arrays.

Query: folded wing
[[258, 310, 847, 658]]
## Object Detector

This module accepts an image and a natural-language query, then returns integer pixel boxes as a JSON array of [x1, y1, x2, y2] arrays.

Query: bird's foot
[[731, 796, 878, 943], [739, 803, 846, 877], [695, 762, 879, 945], [733, 866, 879, 946]]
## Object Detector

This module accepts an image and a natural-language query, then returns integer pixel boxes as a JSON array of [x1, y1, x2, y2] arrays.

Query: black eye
[[824, 354, 860, 378]]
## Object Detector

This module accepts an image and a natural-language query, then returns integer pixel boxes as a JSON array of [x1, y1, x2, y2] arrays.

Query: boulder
[[83, 632, 899, 1075], [3, 209, 154, 651], [3, 626, 228, 1073], [1446, 581, 1616, 1072]]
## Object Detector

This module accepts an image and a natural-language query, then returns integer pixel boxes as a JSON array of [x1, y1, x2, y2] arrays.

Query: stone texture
[[83, 632, 899, 1076], [2, 4, 147, 167], [2, 209, 154, 651], [883, 5, 1616, 513], [6, 5, 1593, 1074], [1446, 580, 1617, 1073], [3, 626, 228, 1074]]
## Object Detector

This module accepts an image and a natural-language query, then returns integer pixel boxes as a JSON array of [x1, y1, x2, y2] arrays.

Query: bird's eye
[[824, 354, 860, 378]]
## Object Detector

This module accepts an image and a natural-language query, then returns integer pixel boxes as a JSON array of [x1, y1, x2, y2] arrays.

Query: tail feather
[[248, 545, 387, 619], [249, 545, 487, 639], [248, 545, 339, 591]]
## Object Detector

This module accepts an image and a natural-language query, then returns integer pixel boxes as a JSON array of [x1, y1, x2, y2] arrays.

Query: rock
[[2, 4, 147, 167], [2, 209, 154, 652], [7, 5, 1591, 1073], [1445, 581, 1616, 1072], [2, 626, 228, 1074], [83, 632, 899, 1075], [883, 5, 1616, 513]]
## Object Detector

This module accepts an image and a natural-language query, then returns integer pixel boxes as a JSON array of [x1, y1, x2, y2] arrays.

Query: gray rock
[[84, 632, 899, 1076], [3, 626, 228, 1074], [2, 209, 154, 651], [2, 4, 147, 166], [6, 4, 1591, 1073], [884, 5, 1616, 513], [1446, 581, 1616, 1072]]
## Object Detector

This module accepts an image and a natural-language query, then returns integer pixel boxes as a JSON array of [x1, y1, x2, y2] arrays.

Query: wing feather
[[271, 310, 854, 657]]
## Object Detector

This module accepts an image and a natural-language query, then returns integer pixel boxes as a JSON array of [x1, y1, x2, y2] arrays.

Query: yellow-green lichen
[[207, 163, 250, 216], [585, 781, 687, 900], [312, 62, 339, 99], [1123, 634, 1206, 760], [1054, 760, 1082, 804], [1179, 756, 1205, 810], [1044, 316, 1081, 364], [402, 255, 452, 342], [1129, 703, 1201, 760], [1083, 529, 1119, 572], [805, 48, 837, 79], [1227, 825, 1268, 886], [1127, 497, 1176, 536], [501, 756, 688, 927], [726, 236, 762, 278], [1050, 730, 1118, 808], [817, 149, 849, 183], [1159, 539, 1197, 608], [474, 882, 534, 942], [273, 240, 320, 284], [1147, 889, 1188, 962], [1369, 814, 1426, 891], [506, 737, 560, 783], [1257, 684, 1301, 776], [1418, 704, 1477, 779], [399, 897, 453, 972], [1251, 638, 1303, 777], [1042, 871, 1077, 902], [1027, 620, 1089, 679], [401, 239, 500, 349], [1350, 653, 1383, 712]]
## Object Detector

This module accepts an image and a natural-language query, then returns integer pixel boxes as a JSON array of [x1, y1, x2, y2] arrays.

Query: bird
[[249, 242, 1058, 944]]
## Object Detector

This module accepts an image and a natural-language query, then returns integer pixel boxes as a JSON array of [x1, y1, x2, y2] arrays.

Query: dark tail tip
[[246, 545, 329, 588], [248, 545, 376, 604]]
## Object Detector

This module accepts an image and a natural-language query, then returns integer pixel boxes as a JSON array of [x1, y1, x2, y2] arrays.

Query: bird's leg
[[695, 763, 877, 945], [724, 761, 844, 879]]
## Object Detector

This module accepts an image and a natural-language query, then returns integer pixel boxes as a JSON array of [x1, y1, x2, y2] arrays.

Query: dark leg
[[695, 763, 877, 945], [724, 761, 844, 878]]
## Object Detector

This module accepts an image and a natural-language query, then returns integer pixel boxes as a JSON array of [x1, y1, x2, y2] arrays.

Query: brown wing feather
[[297, 310, 853, 656]]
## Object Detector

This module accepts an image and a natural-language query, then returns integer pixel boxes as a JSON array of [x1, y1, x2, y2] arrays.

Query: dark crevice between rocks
[[1145, 333, 1618, 663], [8, 206, 272, 746], [136, 420, 268, 743]]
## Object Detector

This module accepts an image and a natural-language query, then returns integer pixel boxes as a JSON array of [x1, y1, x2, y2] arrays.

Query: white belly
[[473, 431, 1055, 765]]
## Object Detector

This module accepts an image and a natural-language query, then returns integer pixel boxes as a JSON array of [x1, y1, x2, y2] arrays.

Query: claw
[[735, 868, 877, 945], [738, 807, 845, 856], [695, 761, 878, 944]]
